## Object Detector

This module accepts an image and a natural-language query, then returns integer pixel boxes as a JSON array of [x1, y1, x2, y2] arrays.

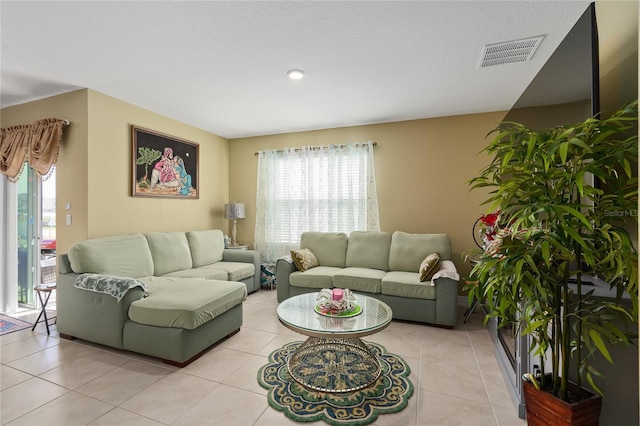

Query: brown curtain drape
[[29, 119, 64, 179], [0, 124, 30, 183], [0, 118, 66, 182]]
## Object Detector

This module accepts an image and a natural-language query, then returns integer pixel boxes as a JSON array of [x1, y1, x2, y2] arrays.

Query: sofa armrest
[[276, 256, 298, 303], [433, 276, 460, 327], [223, 249, 261, 292], [58, 253, 73, 273], [56, 254, 145, 348]]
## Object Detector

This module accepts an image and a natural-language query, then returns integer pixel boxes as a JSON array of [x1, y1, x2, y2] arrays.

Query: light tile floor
[[1, 289, 527, 426]]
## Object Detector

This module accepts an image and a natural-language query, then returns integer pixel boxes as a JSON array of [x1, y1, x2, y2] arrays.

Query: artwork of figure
[[149, 147, 180, 190], [172, 155, 193, 196], [132, 126, 199, 198]]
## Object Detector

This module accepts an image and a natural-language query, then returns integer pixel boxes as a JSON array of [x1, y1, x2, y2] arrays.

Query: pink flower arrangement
[[316, 288, 356, 314]]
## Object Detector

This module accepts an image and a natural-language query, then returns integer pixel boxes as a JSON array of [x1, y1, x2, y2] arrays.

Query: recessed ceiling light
[[287, 69, 305, 80]]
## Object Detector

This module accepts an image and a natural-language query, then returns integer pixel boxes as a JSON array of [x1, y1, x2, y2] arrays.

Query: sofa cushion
[[333, 267, 385, 293], [290, 266, 342, 289], [389, 232, 451, 272], [162, 268, 228, 281], [419, 253, 441, 281], [146, 232, 193, 276], [68, 233, 154, 278], [382, 271, 437, 300], [346, 231, 391, 271], [291, 248, 319, 271], [206, 262, 255, 282], [300, 232, 348, 268], [186, 230, 225, 267], [130, 277, 247, 330]]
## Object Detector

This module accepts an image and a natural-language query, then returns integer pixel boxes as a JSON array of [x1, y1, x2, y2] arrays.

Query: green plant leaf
[[589, 328, 613, 364], [558, 142, 569, 163], [468, 99, 638, 400], [568, 137, 591, 151]]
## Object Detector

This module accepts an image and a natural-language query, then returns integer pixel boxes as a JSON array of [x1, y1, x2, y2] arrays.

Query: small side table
[[260, 262, 276, 290], [32, 285, 56, 335]]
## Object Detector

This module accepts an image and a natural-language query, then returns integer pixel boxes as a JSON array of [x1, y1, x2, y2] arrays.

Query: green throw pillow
[[419, 253, 440, 281], [291, 248, 319, 272]]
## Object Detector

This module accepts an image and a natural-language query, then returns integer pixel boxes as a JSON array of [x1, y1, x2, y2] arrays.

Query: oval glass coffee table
[[277, 292, 392, 393]]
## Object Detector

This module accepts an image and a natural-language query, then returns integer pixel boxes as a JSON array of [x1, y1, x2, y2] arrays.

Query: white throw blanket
[[430, 260, 460, 286], [74, 274, 147, 301]]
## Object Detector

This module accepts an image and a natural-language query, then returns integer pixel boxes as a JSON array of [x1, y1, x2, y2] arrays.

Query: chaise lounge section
[[57, 229, 260, 366]]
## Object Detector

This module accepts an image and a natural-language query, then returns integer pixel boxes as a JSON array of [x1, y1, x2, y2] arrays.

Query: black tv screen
[[503, 2, 599, 129], [494, 0, 603, 385]]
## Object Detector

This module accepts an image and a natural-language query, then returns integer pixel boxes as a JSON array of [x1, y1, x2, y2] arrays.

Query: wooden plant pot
[[522, 377, 602, 426]]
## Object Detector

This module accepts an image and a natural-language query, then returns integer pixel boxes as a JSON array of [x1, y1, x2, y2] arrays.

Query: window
[[255, 142, 379, 262]]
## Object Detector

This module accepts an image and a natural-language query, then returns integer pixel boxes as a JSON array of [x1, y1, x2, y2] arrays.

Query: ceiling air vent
[[480, 36, 544, 68]]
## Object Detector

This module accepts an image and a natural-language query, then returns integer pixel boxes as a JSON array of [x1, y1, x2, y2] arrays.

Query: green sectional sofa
[[57, 229, 260, 366], [276, 231, 460, 328]]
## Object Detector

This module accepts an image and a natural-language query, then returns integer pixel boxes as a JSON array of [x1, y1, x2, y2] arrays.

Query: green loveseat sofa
[[276, 231, 460, 328], [57, 229, 260, 366]]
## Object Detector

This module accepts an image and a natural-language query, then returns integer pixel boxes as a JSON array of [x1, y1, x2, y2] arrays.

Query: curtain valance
[[0, 118, 67, 182]]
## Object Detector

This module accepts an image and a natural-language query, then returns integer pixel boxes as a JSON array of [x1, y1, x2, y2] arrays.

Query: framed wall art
[[131, 125, 199, 199]]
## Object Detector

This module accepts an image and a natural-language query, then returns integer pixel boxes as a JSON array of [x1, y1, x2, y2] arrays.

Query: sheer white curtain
[[255, 142, 380, 262]]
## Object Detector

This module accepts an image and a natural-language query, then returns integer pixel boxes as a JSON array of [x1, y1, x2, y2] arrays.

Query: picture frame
[[131, 125, 199, 198]]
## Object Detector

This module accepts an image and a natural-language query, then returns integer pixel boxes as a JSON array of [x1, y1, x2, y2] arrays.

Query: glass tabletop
[[277, 292, 393, 339]]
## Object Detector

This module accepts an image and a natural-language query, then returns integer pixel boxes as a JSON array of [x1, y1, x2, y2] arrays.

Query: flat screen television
[[494, 4, 638, 423], [502, 2, 599, 129], [491, 2, 600, 419]]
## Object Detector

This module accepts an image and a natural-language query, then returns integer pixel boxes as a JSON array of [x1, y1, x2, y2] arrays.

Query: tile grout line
[[468, 324, 502, 425]]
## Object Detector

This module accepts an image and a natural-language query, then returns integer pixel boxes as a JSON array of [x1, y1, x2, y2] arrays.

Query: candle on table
[[332, 288, 344, 301]]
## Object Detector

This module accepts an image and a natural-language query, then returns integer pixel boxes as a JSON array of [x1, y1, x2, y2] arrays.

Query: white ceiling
[[1, 1, 596, 139]]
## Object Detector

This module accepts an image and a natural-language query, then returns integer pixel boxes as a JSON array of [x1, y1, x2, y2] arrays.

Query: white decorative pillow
[[291, 248, 319, 272], [419, 253, 441, 282]]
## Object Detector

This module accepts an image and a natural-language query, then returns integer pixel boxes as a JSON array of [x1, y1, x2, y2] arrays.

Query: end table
[[32, 285, 56, 335]]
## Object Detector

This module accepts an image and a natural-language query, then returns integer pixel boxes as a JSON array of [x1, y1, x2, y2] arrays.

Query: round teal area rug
[[257, 340, 413, 426]]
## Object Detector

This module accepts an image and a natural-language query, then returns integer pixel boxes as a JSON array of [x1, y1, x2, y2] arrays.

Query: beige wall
[[85, 90, 229, 240], [229, 111, 507, 283], [587, 3, 639, 421], [1, 89, 230, 254], [596, 0, 639, 115]]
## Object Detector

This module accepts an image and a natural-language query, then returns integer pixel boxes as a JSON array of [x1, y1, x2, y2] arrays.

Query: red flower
[[476, 211, 501, 248], [480, 211, 500, 227]]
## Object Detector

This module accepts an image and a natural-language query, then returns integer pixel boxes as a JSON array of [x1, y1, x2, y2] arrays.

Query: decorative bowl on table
[[315, 288, 361, 317]]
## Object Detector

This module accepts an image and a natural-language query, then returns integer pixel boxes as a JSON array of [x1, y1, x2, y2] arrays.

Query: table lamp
[[224, 203, 246, 246]]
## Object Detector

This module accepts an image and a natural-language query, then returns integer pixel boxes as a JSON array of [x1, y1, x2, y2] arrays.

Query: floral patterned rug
[[257, 340, 413, 426], [0, 314, 32, 335]]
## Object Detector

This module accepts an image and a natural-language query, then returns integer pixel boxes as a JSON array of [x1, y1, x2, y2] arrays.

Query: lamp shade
[[224, 203, 246, 220]]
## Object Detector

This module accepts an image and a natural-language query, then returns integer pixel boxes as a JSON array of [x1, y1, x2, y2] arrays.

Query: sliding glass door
[[15, 166, 56, 308], [1, 166, 56, 313], [16, 167, 39, 306]]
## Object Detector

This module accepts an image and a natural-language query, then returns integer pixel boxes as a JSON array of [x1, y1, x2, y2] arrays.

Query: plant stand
[[523, 378, 602, 426]]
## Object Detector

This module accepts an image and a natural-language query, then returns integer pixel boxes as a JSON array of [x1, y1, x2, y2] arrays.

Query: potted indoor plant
[[467, 100, 638, 424]]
